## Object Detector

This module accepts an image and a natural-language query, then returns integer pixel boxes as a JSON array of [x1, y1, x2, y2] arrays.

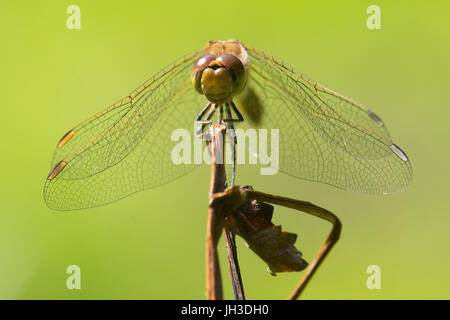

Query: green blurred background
[[1, 0, 449, 299]]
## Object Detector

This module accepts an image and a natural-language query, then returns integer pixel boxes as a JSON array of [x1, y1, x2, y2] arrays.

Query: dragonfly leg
[[230, 101, 244, 122], [196, 101, 212, 121], [218, 105, 224, 124], [223, 101, 244, 124], [196, 103, 216, 137], [224, 104, 238, 186], [222, 101, 244, 187]]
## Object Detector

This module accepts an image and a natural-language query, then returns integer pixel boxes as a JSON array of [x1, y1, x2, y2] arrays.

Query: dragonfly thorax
[[191, 53, 246, 104]]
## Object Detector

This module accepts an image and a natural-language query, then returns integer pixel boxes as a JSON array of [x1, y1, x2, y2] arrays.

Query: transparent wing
[[44, 50, 208, 210], [239, 46, 412, 194]]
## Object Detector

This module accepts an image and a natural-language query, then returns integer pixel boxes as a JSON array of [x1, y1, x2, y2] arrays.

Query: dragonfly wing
[[44, 50, 207, 210], [241, 47, 412, 194]]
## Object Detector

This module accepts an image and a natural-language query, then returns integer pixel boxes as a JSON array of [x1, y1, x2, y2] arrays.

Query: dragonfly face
[[191, 53, 246, 104]]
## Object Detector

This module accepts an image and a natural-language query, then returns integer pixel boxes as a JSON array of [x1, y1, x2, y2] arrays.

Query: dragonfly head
[[192, 54, 246, 104]]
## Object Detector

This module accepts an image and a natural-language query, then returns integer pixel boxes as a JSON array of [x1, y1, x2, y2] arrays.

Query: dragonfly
[[44, 40, 412, 211]]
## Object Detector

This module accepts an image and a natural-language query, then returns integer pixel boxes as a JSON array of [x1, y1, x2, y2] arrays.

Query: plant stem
[[205, 125, 226, 300], [205, 124, 245, 300], [224, 230, 245, 300]]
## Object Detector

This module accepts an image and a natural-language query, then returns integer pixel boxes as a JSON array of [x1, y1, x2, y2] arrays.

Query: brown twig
[[241, 189, 342, 300], [223, 230, 245, 299], [205, 124, 245, 300], [205, 124, 340, 299], [205, 124, 226, 300], [206, 172, 341, 300]]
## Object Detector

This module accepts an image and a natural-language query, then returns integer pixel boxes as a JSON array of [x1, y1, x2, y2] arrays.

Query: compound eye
[[216, 54, 244, 72], [193, 55, 217, 73], [191, 55, 217, 94], [216, 54, 245, 92]]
